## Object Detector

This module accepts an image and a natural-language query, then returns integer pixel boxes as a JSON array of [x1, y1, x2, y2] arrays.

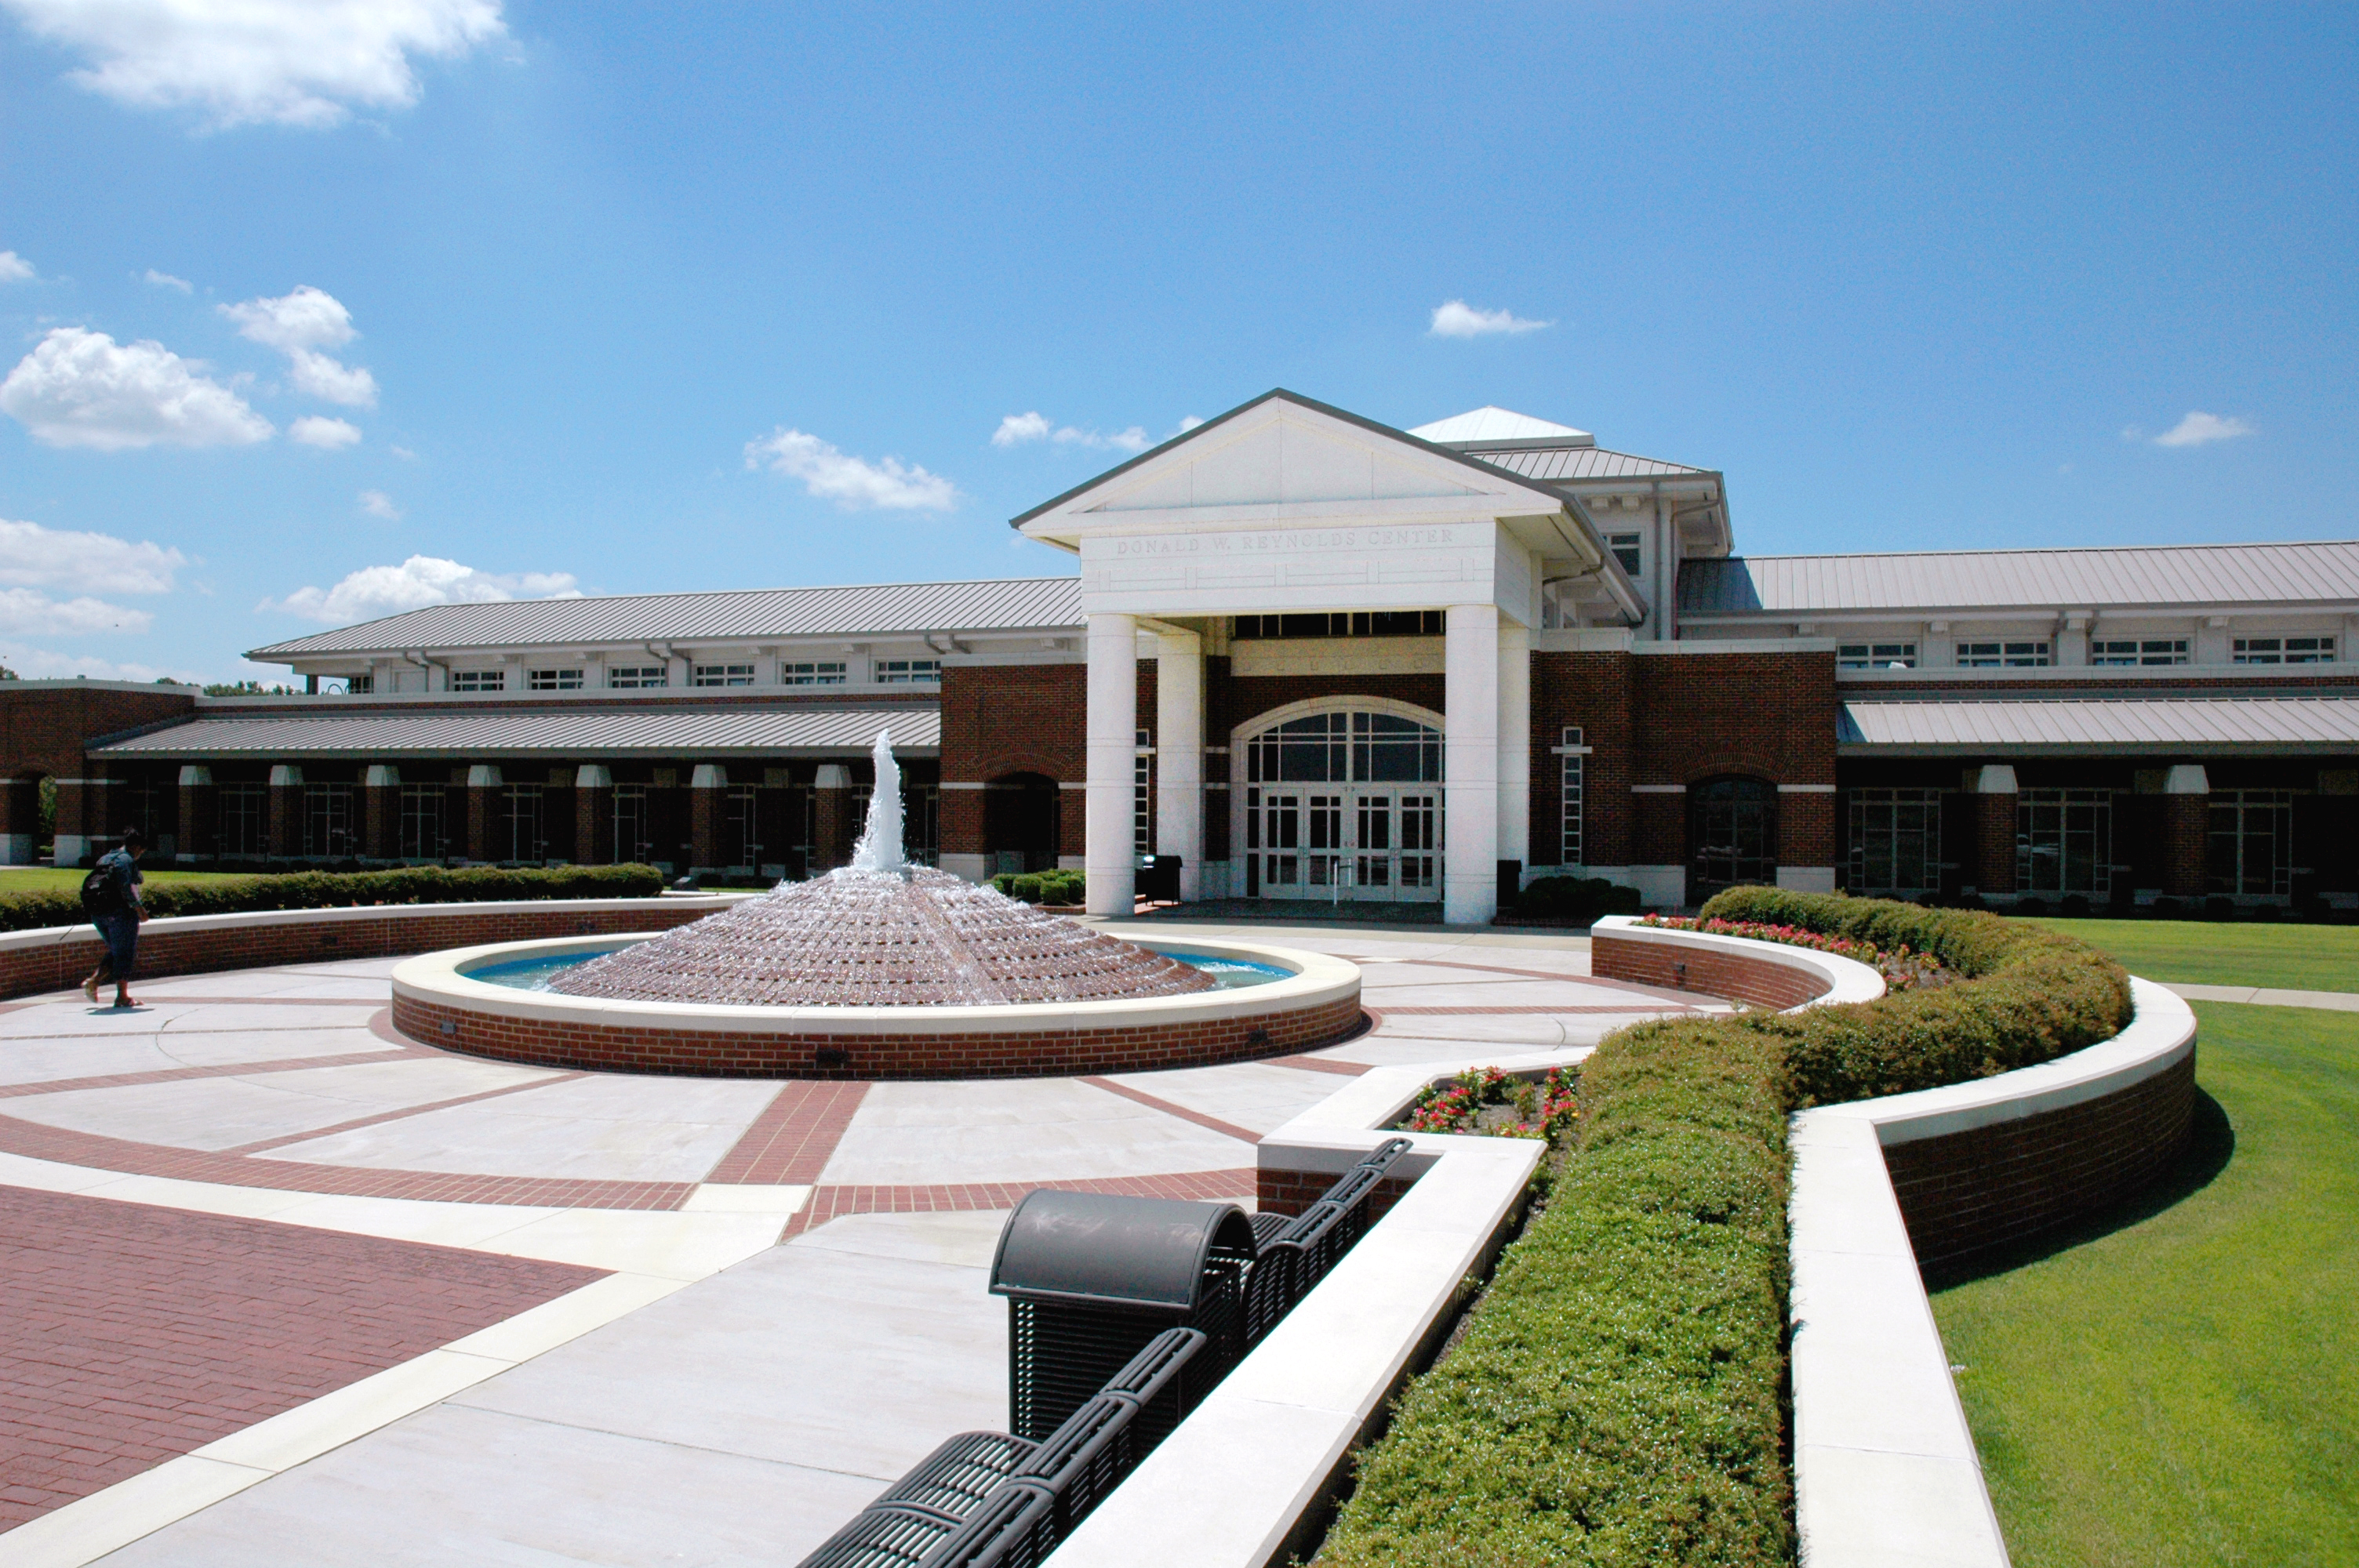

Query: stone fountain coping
[[390, 934, 1361, 1036]]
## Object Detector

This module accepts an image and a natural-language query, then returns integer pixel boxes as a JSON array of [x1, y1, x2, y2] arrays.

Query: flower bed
[[1637, 913, 1954, 993], [1317, 889, 2132, 1566], [1398, 1065, 1579, 1141]]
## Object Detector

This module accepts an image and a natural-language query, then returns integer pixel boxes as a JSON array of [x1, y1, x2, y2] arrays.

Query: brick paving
[[1078, 1076, 1262, 1144], [0, 1185, 604, 1532], [221, 1071, 592, 1156], [782, 1167, 1257, 1238], [703, 1080, 871, 1185]]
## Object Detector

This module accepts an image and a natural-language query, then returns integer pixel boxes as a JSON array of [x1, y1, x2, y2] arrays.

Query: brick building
[[4, 390, 2354, 916]]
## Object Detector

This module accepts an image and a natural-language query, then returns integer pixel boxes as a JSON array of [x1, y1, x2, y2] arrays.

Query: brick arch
[[976, 753, 1074, 786]]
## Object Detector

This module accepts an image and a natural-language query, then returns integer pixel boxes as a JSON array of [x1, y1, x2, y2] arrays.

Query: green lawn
[[1931, 1002, 2359, 1566], [0, 867, 260, 893], [2021, 916, 2359, 993]]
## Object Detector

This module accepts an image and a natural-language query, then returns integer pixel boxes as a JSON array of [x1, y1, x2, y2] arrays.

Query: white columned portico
[[1497, 619, 1530, 888], [1155, 626, 1204, 901], [1085, 612, 1139, 916], [1445, 603, 1501, 924]]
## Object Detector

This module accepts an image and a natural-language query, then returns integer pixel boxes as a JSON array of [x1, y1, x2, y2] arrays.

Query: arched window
[[1689, 776, 1777, 899]]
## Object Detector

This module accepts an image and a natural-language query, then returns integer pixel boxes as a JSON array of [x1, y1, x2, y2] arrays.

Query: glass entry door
[[1241, 710, 1445, 905]]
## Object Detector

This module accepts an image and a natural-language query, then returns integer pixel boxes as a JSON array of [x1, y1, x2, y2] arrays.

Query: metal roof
[[248, 576, 1083, 659], [1408, 406, 1594, 450], [1685, 541, 2359, 617], [91, 706, 940, 760], [1840, 695, 2359, 753], [1474, 446, 1713, 482]]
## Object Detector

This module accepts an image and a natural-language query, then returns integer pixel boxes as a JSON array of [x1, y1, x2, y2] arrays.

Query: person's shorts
[[93, 910, 138, 982]]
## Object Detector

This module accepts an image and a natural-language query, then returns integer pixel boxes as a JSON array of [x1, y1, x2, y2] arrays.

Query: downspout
[[401, 649, 441, 692]]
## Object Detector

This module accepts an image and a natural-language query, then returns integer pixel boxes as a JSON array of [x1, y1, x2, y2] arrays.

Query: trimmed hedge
[[1318, 889, 2133, 1566], [990, 868, 1085, 906], [1514, 875, 1642, 924], [0, 863, 666, 934]]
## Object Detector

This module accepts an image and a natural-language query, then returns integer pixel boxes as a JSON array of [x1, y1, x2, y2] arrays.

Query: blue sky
[[1, 2, 2353, 682]]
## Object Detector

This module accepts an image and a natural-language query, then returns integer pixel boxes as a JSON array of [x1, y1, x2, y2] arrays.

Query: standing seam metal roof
[[248, 576, 1084, 659], [1472, 447, 1711, 482], [1838, 695, 2359, 749], [1684, 542, 2359, 616], [90, 707, 941, 758]]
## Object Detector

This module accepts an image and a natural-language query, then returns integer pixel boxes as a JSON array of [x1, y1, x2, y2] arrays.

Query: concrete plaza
[[0, 921, 1719, 1566]]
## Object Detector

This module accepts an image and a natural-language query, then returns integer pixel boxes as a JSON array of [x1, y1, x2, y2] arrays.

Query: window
[[2091, 638, 2188, 666], [724, 784, 758, 867], [782, 661, 847, 686], [528, 668, 583, 691], [612, 784, 650, 863], [398, 784, 445, 859], [1559, 726, 1586, 867], [1837, 642, 1918, 670], [449, 669, 505, 691], [326, 674, 373, 695], [1606, 532, 1642, 575], [874, 658, 941, 684], [1848, 788, 1943, 895], [1690, 777, 1777, 895], [1957, 641, 2052, 668], [500, 785, 543, 862], [2208, 790, 2294, 897], [2234, 636, 2336, 665], [692, 663, 757, 687], [2017, 789, 2114, 898], [1247, 711, 1443, 784], [218, 782, 266, 858], [303, 783, 355, 858], [607, 666, 668, 688], [1135, 728, 1154, 856], [1231, 612, 1445, 640]]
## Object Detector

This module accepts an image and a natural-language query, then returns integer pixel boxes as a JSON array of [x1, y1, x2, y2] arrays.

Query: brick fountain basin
[[389, 934, 1363, 1080]]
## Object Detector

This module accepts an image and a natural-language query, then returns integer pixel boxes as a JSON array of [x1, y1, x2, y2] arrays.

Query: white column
[[1085, 612, 1139, 916], [1444, 603, 1500, 924], [1155, 626, 1204, 901], [1497, 619, 1530, 887]]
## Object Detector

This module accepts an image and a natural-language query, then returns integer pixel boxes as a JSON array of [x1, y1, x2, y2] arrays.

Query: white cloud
[[2152, 412, 2255, 448], [990, 411, 1151, 453], [0, 517, 185, 593], [0, 327, 273, 449], [222, 285, 377, 407], [0, 587, 151, 634], [265, 554, 580, 623], [744, 427, 958, 511], [992, 411, 1051, 447], [1429, 299, 1554, 338], [358, 488, 401, 519], [1177, 415, 1204, 432], [1, 0, 507, 129], [389, 445, 416, 460], [0, 251, 34, 283], [0, 641, 198, 682], [289, 414, 362, 448], [144, 268, 192, 292]]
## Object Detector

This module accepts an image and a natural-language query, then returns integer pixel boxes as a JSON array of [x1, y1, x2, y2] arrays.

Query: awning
[[1839, 695, 2359, 755], [91, 706, 941, 761]]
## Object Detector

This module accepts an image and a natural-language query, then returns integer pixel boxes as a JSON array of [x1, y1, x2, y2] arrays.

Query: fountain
[[390, 732, 1361, 1078]]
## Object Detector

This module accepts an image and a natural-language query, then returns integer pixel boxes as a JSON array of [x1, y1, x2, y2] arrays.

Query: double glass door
[[1248, 786, 1439, 902]]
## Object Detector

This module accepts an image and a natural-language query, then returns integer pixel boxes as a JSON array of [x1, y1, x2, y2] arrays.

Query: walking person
[[79, 827, 148, 1009]]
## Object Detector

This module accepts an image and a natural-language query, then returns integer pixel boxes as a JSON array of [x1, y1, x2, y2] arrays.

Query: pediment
[[1014, 391, 1566, 537]]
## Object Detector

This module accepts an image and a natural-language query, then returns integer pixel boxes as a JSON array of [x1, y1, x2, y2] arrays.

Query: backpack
[[80, 858, 125, 917]]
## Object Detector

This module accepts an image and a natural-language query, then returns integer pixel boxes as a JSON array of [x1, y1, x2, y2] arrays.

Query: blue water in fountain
[[466, 947, 1289, 993]]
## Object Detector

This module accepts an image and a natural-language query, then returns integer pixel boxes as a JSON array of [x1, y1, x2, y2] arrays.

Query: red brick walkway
[[0, 1186, 605, 1532], [781, 1167, 1256, 1237]]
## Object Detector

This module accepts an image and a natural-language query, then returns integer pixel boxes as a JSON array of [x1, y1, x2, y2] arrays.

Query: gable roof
[[1682, 540, 2359, 618], [1006, 388, 1580, 528], [249, 576, 1083, 660]]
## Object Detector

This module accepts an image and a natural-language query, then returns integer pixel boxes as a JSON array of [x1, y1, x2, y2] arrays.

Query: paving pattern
[[0, 920, 1721, 1563]]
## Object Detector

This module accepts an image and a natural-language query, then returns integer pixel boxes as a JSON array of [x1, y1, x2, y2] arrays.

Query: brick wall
[[1590, 930, 1832, 1010], [1210, 672, 1446, 746], [1530, 652, 1634, 868], [390, 990, 1366, 1080], [0, 685, 196, 785], [1884, 1051, 2196, 1269], [1253, 1169, 1416, 1221], [0, 901, 728, 1003]]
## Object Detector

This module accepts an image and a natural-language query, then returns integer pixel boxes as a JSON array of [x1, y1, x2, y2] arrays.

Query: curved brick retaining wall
[[388, 987, 1365, 1080], [0, 897, 740, 1004]]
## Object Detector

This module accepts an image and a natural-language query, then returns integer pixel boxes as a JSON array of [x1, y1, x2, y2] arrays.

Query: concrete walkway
[[2162, 982, 2359, 1012], [0, 924, 1718, 1566]]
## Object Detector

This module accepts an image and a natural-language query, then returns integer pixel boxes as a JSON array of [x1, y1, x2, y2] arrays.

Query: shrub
[[1516, 875, 1642, 924], [0, 863, 663, 934], [992, 868, 1085, 906], [1321, 890, 2132, 1565]]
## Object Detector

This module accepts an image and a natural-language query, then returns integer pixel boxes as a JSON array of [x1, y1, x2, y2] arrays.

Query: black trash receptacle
[[989, 1189, 1256, 1442], [1136, 855, 1182, 902]]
